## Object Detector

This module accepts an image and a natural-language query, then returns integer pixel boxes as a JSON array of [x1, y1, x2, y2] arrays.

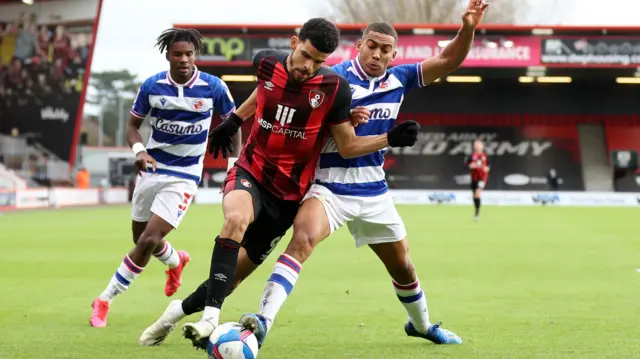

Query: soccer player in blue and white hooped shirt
[[90, 28, 238, 328], [239, 1, 490, 347]]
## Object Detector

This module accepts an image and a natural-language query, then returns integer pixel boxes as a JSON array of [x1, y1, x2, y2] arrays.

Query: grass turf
[[0, 204, 638, 359]]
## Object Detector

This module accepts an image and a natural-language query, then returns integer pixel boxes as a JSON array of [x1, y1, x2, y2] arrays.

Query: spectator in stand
[[73, 32, 91, 65], [76, 166, 90, 188], [0, 22, 19, 66], [36, 25, 51, 59], [6, 57, 22, 88], [13, 20, 37, 62], [52, 25, 71, 68], [33, 153, 51, 187]]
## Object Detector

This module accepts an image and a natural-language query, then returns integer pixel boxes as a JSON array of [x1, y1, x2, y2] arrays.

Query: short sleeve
[[326, 76, 353, 126], [211, 77, 236, 119], [388, 62, 425, 94], [130, 79, 151, 119], [252, 49, 287, 73]]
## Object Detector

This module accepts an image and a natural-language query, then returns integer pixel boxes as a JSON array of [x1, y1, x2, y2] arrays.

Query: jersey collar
[[351, 57, 387, 82], [167, 65, 199, 88]]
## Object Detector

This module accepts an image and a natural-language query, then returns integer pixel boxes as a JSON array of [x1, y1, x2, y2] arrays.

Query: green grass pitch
[[1, 205, 639, 359]]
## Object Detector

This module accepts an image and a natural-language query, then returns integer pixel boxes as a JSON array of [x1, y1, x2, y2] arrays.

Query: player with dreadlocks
[[90, 28, 243, 327]]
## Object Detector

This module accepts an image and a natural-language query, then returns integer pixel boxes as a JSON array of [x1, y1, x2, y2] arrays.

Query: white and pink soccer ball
[[207, 322, 259, 359]]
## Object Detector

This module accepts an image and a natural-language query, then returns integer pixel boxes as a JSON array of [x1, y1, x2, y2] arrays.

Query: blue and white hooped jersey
[[131, 67, 235, 185], [314, 58, 425, 197]]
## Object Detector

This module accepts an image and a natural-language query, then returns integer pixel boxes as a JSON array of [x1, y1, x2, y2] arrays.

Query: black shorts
[[470, 179, 486, 191], [224, 165, 300, 265]]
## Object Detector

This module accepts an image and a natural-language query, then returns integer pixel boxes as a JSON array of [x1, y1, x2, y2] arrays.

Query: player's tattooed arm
[[419, 0, 489, 84]]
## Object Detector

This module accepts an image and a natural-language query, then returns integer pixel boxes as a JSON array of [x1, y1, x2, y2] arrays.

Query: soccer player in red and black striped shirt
[[464, 139, 490, 220], [179, 18, 419, 346]]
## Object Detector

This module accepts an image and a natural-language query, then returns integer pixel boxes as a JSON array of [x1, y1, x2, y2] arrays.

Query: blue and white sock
[[153, 241, 180, 268], [99, 255, 144, 303], [257, 254, 302, 330], [393, 279, 430, 333]]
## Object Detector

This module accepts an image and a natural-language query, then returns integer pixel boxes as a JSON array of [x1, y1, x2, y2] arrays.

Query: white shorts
[[131, 173, 198, 229], [302, 183, 407, 247]]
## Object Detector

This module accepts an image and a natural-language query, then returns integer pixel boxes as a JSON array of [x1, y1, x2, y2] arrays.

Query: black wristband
[[227, 112, 243, 126]]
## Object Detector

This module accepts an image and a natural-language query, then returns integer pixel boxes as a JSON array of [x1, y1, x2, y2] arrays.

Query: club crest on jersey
[[192, 99, 204, 111], [309, 90, 325, 109], [241, 179, 252, 188]]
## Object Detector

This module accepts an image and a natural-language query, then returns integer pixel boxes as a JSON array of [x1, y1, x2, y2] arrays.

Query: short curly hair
[[298, 18, 341, 54]]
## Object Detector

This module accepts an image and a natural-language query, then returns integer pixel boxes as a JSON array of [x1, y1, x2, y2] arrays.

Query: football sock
[[393, 279, 430, 333], [257, 254, 301, 330], [165, 301, 187, 323], [153, 241, 180, 268], [99, 255, 144, 303], [203, 236, 240, 323], [182, 280, 208, 315], [473, 198, 481, 216]]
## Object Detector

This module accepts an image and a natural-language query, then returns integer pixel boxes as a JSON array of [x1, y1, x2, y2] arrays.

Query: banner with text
[[540, 37, 640, 67], [1, 95, 81, 161], [198, 35, 540, 67], [384, 125, 585, 191], [195, 188, 640, 207]]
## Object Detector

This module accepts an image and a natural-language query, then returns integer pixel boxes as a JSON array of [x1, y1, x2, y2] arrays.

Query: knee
[[223, 212, 249, 235], [392, 255, 414, 274]]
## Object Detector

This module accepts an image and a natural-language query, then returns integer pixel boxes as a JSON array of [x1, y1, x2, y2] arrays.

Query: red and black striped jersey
[[236, 50, 352, 201], [464, 152, 490, 182]]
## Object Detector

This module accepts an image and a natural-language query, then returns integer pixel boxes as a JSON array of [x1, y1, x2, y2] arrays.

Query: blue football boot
[[405, 321, 462, 344], [239, 313, 269, 348]]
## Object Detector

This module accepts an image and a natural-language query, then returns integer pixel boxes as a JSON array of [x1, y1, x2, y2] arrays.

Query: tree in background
[[84, 70, 140, 146], [320, 0, 556, 24]]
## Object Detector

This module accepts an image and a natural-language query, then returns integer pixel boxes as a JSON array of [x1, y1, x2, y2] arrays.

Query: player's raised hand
[[209, 114, 243, 158], [462, 0, 489, 28], [387, 120, 420, 147], [349, 106, 370, 127], [134, 151, 157, 173]]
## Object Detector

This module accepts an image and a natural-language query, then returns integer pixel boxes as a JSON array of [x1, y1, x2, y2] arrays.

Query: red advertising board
[[327, 36, 540, 67]]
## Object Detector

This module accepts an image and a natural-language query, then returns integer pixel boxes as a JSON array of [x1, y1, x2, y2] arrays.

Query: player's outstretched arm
[[419, 0, 489, 85]]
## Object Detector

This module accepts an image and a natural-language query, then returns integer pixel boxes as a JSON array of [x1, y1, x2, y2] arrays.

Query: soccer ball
[[207, 322, 259, 359]]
